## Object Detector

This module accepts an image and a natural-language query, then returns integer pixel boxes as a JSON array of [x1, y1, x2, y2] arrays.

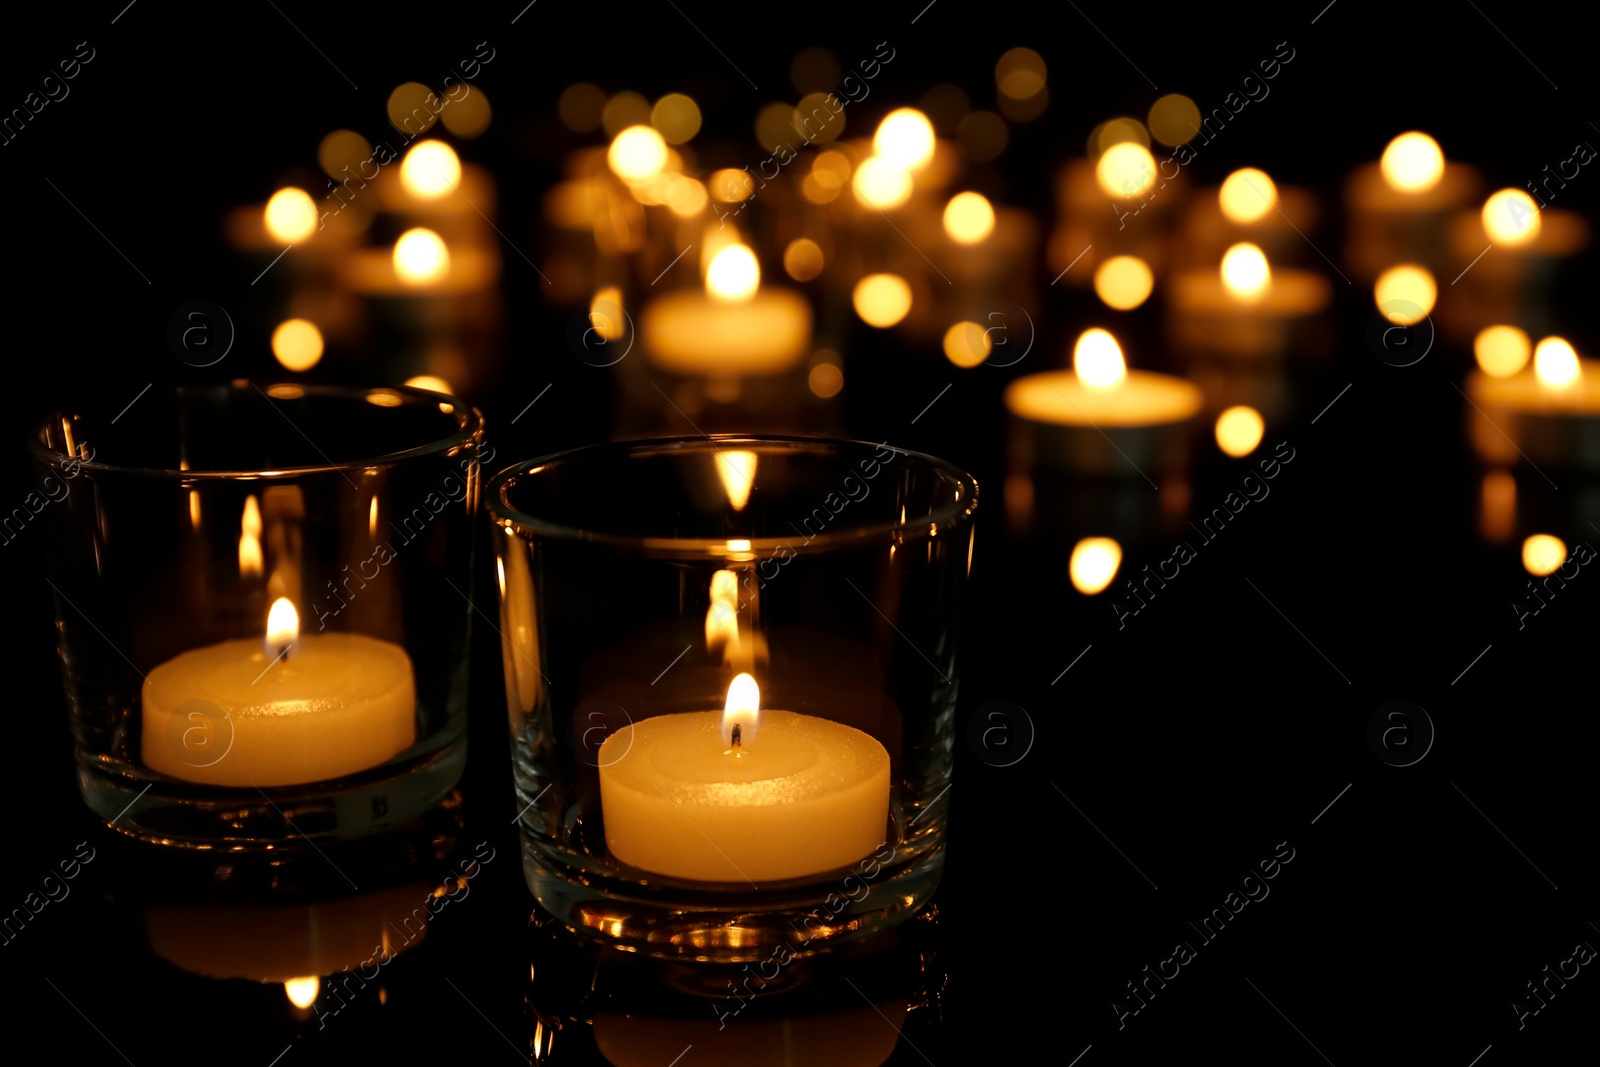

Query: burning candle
[[141, 597, 416, 786], [1466, 336, 1600, 467], [640, 243, 812, 377], [1166, 243, 1331, 360], [1006, 329, 1201, 476], [597, 673, 890, 882], [1345, 131, 1480, 279]]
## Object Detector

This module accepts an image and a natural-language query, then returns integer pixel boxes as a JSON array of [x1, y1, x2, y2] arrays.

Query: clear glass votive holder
[[28, 382, 484, 846], [488, 436, 978, 960]]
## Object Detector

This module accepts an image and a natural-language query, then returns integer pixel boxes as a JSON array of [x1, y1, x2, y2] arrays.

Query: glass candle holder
[[28, 382, 484, 846], [488, 436, 977, 960]]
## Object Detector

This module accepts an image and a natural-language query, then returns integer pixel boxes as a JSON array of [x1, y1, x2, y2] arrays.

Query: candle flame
[[706, 244, 759, 303], [722, 672, 760, 748], [399, 140, 461, 200], [607, 125, 668, 183], [266, 597, 299, 659], [1069, 537, 1122, 595], [1073, 328, 1126, 390], [1522, 534, 1567, 577], [1380, 132, 1444, 193], [1533, 336, 1580, 390], [239, 495, 263, 577], [873, 108, 935, 171], [1218, 168, 1277, 224], [393, 228, 450, 285], [284, 976, 319, 1009], [715, 450, 758, 511], [1482, 188, 1541, 247], [1221, 242, 1271, 301], [706, 569, 742, 657]]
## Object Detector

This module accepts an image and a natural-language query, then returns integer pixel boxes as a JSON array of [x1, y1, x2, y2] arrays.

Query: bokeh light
[[393, 227, 450, 285], [1214, 406, 1265, 457], [1147, 93, 1201, 146], [1522, 534, 1567, 576], [853, 274, 913, 327], [601, 91, 651, 137], [1380, 132, 1444, 193], [1095, 142, 1158, 199], [943, 322, 991, 368], [995, 48, 1047, 99], [1073, 328, 1126, 389], [707, 244, 760, 302], [441, 87, 491, 138], [1373, 265, 1436, 325], [651, 93, 702, 144], [943, 191, 995, 244], [386, 83, 439, 136], [1218, 168, 1277, 223], [809, 361, 844, 397], [1069, 537, 1122, 595], [1093, 255, 1154, 310], [783, 238, 824, 281], [873, 108, 936, 170], [1533, 336, 1580, 389], [400, 140, 461, 200], [264, 188, 318, 244], [853, 156, 913, 209], [1221, 242, 1272, 300], [404, 375, 453, 394], [1482, 188, 1542, 246], [608, 125, 668, 183], [1473, 325, 1531, 378], [558, 83, 606, 132], [318, 130, 371, 178], [271, 319, 323, 371]]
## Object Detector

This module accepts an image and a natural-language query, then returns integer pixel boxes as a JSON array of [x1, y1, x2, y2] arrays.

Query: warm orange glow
[[722, 672, 760, 747], [189, 490, 202, 531], [271, 319, 324, 372], [1073, 328, 1126, 390], [266, 597, 299, 657], [812, 150, 852, 189], [1522, 534, 1567, 576], [404, 375, 452, 394], [1480, 470, 1515, 543], [943, 191, 995, 244], [852, 274, 912, 327], [1094, 118, 1149, 155], [783, 238, 824, 281], [318, 130, 372, 178], [590, 287, 625, 341], [1221, 242, 1272, 301], [284, 977, 319, 1010], [1095, 142, 1158, 199], [239, 495, 262, 577], [1373, 265, 1436, 324], [1093, 255, 1153, 310], [1215, 406, 1265, 457], [873, 108, 935, 170], [995, 47, 1047, 99], [399, 140, 461, 200], [442, 87, 491, 138], [664, 175, 708, 218], [387, 82, 440, 136], [651, 93, 702, 144], [715, 450, 758, 511], [853, 156, 913, 209], [809, 362, 844, 397], [607, 125, 668, 183], [393, 228, 450, 285], [1533, 336, 1580, 389], [943, 321, 991, 368], [1218, 168, 1277, 224], [264, 188, 317, 244], [1380, 132, 1445, 193], [1069, 537, 1122, 595], [705, 569, 742, 655], [365, 390, 403, 408], [1146, 94, 1201, 146], [709, 168, 754, 203], [1474, 326, 1531, 378], [1482, 189, 1541, 246], [706, 245, 760, 303]]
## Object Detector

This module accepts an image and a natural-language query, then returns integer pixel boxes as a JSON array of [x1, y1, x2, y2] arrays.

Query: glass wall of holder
[[29, 382, 484, 846], [489, 436, 978, 960]]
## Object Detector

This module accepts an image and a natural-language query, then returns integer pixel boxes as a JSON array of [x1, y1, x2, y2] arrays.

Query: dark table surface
[[3, 3, 1598, 1063]]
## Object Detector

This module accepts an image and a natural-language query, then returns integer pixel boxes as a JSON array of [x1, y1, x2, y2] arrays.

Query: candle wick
[[730, 723, 742, 749]]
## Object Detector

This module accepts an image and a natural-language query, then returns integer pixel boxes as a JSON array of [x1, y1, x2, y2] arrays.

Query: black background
[[1, 2, 1596, 1063]]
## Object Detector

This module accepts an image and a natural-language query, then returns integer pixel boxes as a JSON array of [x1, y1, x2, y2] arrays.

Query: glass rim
[[27, 382, 485, 480], [485, 434, 979, 555]]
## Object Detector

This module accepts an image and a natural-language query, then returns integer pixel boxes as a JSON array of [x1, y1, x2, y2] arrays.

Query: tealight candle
[[1167, 243, 1331, 361], [1465, 343, 1600, 468], [141, 597, 417, 787], [1006, 328, 1202, 476], [598, 673, 890, 882], [1345, 131, 1480, 279], [640, 244, 812, 377]]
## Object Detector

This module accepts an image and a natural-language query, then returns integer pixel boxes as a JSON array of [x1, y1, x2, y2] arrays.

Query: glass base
[[80, 735, 467, 848], [521, 833, 944, 963]]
